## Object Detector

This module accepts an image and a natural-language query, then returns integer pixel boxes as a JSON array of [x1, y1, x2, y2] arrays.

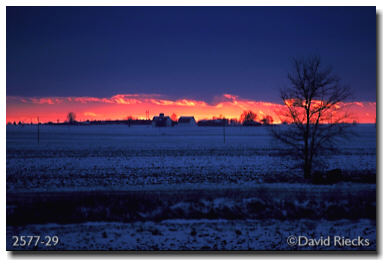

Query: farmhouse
[[178, 116, 196, 127], [152, 113, 173, 127]]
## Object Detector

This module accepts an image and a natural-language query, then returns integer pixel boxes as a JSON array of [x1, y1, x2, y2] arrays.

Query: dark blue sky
[[7, 6, 376, 103]]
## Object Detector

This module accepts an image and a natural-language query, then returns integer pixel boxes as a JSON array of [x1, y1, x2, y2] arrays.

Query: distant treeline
[[8, 118, 274, 127], [8, 119, 152, 126]]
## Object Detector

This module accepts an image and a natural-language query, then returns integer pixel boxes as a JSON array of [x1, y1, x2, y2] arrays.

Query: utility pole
[[37, 116, 40, 144], [223, 119, 226, 144]]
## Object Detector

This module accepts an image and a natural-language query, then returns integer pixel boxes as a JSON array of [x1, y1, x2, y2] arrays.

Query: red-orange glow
[[6, 94, 376, 124]]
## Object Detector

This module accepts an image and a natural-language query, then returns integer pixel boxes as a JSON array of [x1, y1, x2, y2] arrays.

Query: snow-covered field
[[6, 124, 376, 192], [6, 124, 377, 251]]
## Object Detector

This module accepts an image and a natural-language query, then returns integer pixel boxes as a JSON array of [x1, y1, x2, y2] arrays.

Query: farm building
[[152, 113, 173, 127], [178, 116, 196, 126]]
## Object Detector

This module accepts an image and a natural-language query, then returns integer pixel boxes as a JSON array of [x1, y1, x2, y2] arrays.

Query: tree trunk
[[304, 104, 311, 180]]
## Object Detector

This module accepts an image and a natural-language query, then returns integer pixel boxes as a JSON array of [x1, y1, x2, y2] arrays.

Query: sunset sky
[[6, 7, 376, 123]]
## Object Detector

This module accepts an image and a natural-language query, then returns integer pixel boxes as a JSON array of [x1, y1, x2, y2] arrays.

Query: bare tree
[[261, 115, 274, 125], [171, 113, 178, 122], [67, 112, 76, 124], [240, 110, 258, 125], [272, 56, 351, 180]]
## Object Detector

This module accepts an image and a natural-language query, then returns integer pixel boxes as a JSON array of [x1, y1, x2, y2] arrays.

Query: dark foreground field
[[7, 183, 376, 250]]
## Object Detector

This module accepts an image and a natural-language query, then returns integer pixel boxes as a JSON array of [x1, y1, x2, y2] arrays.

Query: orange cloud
[[6, 94, 376, 124], [84, 112, 97, 117]]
